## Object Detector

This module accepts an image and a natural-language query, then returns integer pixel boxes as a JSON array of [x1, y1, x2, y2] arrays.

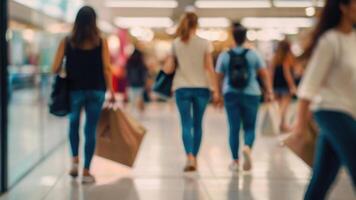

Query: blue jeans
[[224, 93, 260, 160], [175, 88, 211, 156], [69, 90, 105, 169], [305, 111, 356, 200]]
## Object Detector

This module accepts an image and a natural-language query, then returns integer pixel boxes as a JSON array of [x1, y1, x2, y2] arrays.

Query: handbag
[[49, 39, 70, 117], [152, 44, 178, 99], [96, 104, 146, 167], [282, 119, 318, 167]]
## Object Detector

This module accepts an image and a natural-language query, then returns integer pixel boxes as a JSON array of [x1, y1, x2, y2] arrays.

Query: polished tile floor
[[1, 103, 354, 200]]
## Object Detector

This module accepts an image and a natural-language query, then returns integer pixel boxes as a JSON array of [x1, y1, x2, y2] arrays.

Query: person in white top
[[163, 12, 222, 172], [293, 0, 356, 199]]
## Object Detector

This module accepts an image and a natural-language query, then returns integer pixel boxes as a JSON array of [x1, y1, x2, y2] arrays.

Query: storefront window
[[6, 0, 76, 186]]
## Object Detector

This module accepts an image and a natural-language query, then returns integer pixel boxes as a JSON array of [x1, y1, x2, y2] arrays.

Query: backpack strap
[[228, 48, 249, 57]]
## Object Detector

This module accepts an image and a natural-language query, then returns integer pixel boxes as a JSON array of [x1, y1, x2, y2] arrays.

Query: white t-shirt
[[298, 29, 356, 119], [172, 35, 212, 90]]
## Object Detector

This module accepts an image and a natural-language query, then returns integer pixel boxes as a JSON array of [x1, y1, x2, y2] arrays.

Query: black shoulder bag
[[152, 44, 178, 99], [49, 39, 70, 117]]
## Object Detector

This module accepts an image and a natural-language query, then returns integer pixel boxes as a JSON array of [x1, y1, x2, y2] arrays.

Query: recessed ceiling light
[[195, 0, 271, 8], [114, 17, 174, 28], [305, 7, 316, 17], [106, 0, 178, 8], [274, 0, 313, 7], [242, 17, 314, 28], [199, 18, 231, 28]]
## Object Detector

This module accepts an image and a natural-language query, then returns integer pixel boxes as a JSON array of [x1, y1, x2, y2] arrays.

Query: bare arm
[[102, 38, 114, 94], [204, 52, 220, 94], [258, 68, 274, 97], [162, 55, 176, 74], [51, 39, 66, 74], [283, 55, 297, 94]]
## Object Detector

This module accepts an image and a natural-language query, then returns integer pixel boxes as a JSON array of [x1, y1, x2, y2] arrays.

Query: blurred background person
[[126, 47, 148, 114], [216, 24, 274, 172], [294, 0, 356, 199], [51, 6, 114, 184], [270, 40, 298, 132], [163, 12, 221, 172]]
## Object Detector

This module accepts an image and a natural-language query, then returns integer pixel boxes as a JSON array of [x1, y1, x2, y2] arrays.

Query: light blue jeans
[[69, 90, 105, 169]]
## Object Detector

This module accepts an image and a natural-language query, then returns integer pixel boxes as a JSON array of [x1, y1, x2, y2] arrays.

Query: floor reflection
[[183, 176, 202, 200], [70, 177, 139, 200]]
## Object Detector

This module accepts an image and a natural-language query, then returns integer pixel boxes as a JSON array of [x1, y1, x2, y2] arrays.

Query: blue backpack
[[228, 49, 250, 89]]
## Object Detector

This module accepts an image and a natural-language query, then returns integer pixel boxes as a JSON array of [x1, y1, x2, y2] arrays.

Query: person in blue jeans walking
[[163, 12, 221, 172], [293, 0, 356, 199], [216, 24, 274, 172], [52, 6, 114, 184]]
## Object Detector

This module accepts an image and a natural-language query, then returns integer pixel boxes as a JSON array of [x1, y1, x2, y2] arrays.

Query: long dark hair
[[302, 0, 351, 60], [273, 40, 292, 66], [176, 12, 198, 43], [71, 6, 100, 47]]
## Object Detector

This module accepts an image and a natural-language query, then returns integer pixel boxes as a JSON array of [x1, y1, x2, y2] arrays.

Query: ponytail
[[176, 12, 198, 43]]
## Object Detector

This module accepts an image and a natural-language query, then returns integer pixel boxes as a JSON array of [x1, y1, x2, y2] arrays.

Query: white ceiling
[[86, 0, 323, 22]]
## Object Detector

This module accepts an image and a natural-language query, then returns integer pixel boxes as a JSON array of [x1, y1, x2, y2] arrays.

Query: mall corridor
[[1, 0, 356, 199], [0, 104, 354, 200]]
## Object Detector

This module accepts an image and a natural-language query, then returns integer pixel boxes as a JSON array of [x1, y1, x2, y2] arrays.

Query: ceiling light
[[305, 7, 316, 17], [195, 0, 271, 8], [199, 18, 231, 28], [114, 17, 174, 28], [242, 17, 314, 28], [247, 30, 257, 41], [274, 0, 313, 8], [197, 29, 228, 42], [106, 0, 178, 8]]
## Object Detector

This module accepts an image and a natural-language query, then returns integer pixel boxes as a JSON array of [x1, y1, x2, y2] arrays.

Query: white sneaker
[[229, 162, 240, 172], [82, 174, 96, 184]]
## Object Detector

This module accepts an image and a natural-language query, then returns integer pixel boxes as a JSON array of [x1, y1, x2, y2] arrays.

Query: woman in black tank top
[[51, 6, 114, 184], [271, 40, 298, 133]]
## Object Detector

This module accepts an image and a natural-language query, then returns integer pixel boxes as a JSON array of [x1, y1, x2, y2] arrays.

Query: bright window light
[[98, 20, 115, 33], [114, 17, 173, 28], [242, 17, 314, 28], [274, 0, 313, 7], [13, 0, 41, 10], [199, 18, 231, 28], [106, 0, 178, 8], [195, 0, 271, 8]]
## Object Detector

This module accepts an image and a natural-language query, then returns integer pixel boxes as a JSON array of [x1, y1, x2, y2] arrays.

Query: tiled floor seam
[[41, 172, 66, 200]]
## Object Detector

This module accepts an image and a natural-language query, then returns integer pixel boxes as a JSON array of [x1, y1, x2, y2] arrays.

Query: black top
[[65, 40, 106, 91], [273, 64, 288, 89]]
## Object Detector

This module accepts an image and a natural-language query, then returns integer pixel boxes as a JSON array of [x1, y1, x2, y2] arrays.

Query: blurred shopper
[[52, 6, 114, 184], [294, 0, 356, 199], [216, 24, 274, 171], [271, 40, 298, 132], [126, 48, 147, 114], [163, 12, 221, 172]]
